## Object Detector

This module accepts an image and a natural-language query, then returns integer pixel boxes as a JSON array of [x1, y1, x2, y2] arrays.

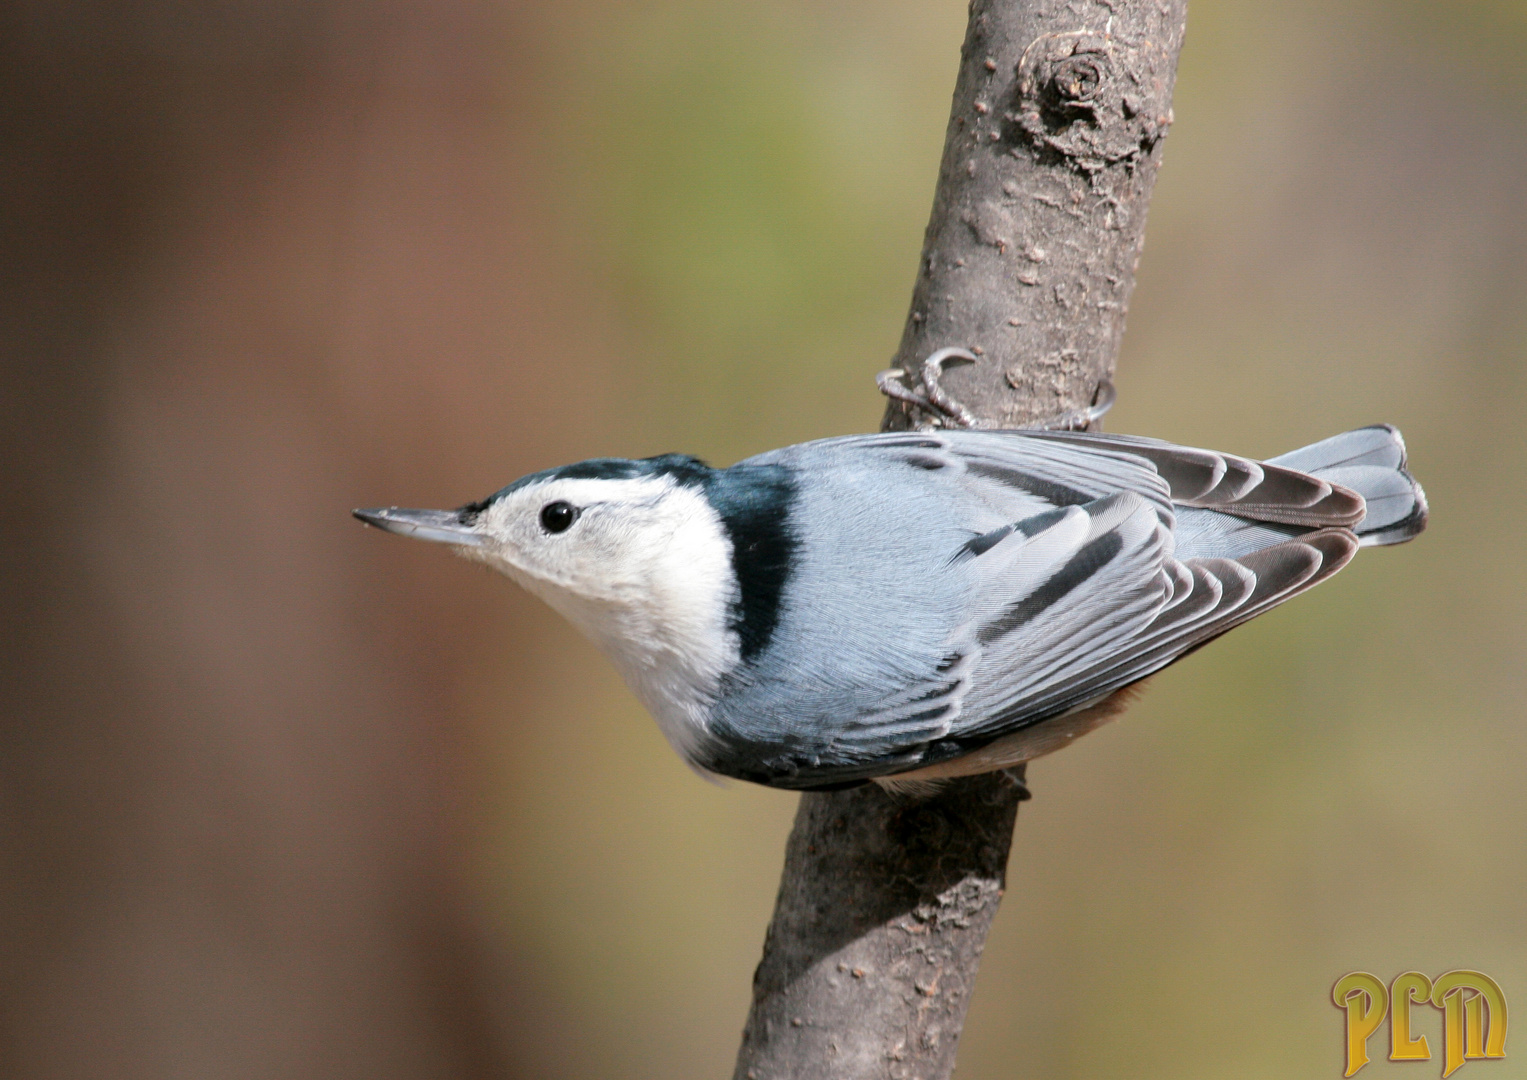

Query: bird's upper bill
[[352, 507, 486, 547]]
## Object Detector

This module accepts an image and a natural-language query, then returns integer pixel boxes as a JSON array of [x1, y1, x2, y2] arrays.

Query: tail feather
[[1268, 424, 1407, 472], [1174, 424, 1427, 560], [1268, 425, 1428, 546]]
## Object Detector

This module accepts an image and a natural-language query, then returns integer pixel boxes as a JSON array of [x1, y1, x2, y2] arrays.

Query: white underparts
[[589, 484, 740, 759], [470, 474, 740, 760]]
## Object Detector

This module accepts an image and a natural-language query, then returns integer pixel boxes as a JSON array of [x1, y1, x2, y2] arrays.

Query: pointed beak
[[352, 506, 487, 548]]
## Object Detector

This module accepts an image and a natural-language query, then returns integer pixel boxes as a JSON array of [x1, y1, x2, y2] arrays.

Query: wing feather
[[1022, 430, 1365, 528], [807, 429, 1174, 522], [948, 530, 1357, 749], [947, 491, 1173, 733]]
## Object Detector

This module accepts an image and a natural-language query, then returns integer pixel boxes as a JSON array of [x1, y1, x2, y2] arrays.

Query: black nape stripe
[[976, 529, 1123, 644], [704, 464, 797, 663], [558, 453, 711, 486]]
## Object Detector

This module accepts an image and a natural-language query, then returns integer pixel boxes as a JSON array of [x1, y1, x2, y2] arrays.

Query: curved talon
[[1001, 767, 1033, 801], [875, 368, 929, 410], [1088, 377, 1117, 422], [877, 347, 990, 430], [1027, 377, 1117, 431], [919, 347, 986, 429]]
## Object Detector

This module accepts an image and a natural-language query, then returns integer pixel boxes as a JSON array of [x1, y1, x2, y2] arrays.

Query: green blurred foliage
[[544, 0, 964, 455], [461, 1, 1527, 1076]]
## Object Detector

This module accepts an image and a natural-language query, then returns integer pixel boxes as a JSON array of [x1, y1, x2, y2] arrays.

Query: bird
[[354, 408, 1426, 793]]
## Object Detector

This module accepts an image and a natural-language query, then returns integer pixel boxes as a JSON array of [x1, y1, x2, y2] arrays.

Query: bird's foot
[[1028, 378, 1116, 431], [878, 347, 1115, 432], [877, 347, 990, 430], [1001, 767, 1033, 801]]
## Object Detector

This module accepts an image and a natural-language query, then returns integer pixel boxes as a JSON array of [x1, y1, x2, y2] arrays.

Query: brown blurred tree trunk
[[734, 2, 1187, 1077]]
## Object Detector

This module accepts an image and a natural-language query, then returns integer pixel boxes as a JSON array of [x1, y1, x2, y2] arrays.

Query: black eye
[[539, 500, 578, 534]]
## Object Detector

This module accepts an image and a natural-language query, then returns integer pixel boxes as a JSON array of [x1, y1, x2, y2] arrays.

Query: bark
[[733, 1, 1187, 1077]]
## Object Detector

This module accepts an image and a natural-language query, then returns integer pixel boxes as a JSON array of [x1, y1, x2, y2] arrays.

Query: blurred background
[[2, 0, 1523, 1077]]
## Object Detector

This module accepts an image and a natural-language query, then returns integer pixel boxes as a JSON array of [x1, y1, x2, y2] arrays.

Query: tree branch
[[733, 1, 1187, 1077]]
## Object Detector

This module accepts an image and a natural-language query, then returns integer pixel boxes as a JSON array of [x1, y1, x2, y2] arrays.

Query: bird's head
[[354, 452, 800, 757], [355, 453, 796, 757], [355, 455, 738, 641]]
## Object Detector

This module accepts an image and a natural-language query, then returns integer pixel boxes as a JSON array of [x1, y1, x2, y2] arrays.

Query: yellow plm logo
[[1334, 970, 1507, 1077]]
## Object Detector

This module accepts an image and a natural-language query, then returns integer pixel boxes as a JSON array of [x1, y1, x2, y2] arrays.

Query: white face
[[460, 475, 723, 613], [363, 472, 741, 759]]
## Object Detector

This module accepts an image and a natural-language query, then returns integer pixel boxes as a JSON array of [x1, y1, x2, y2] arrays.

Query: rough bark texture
[[887, 0, 1186, 432], [734, 2, 1187, 1078]]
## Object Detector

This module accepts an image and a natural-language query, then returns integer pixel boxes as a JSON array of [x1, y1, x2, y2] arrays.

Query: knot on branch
[[1011, 31, 1172, 172]]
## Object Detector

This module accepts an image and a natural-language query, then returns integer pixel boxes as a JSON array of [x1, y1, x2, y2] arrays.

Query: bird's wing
[[811, 429, 1176, 522], [783, 431, 1358, 782], [944, 525, 1357, 748], [1017, 429, 1366, 527]]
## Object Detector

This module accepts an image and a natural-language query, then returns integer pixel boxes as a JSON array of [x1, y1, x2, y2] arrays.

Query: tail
[[1267, 424, 1428, 547], [1168, 424, 1428, 561]]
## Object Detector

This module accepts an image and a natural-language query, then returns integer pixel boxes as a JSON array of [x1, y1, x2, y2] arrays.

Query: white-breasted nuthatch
[[355, 416, 1425, 791]]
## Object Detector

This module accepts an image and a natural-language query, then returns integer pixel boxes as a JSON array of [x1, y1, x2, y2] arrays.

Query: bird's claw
[[877, 347, 989, 430], [1028, 378, 1116, 432], [1002, 767, 1033, 801], [878, 347, 1115, 432]]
